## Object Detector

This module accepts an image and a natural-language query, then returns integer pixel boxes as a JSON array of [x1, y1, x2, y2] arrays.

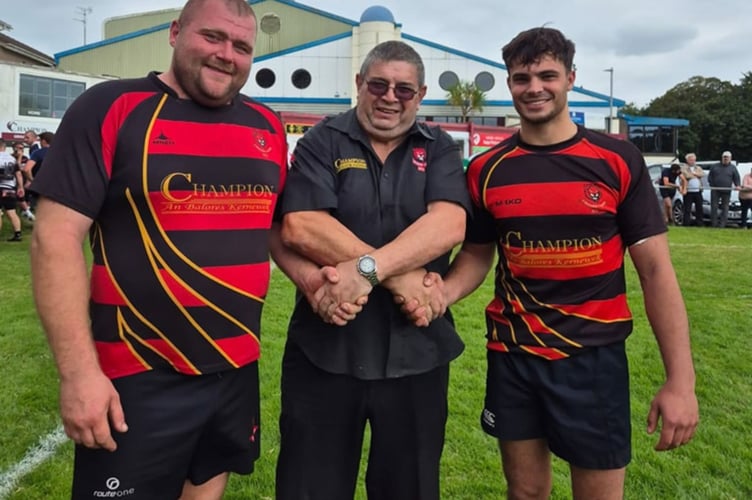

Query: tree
[[446, 81, 486, 123], [642, 75, 751, 160]]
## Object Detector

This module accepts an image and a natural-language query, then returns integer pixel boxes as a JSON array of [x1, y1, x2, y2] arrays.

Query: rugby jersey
[[32, 72, 287, 378], [465, 126, 665, 360]]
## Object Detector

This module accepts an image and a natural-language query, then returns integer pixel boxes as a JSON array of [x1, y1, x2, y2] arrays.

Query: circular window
[[438, 71, 459, 91], [256, 68, 275, 89], [291, 69, 312, 90], [474, 71, 495, 92], [260, 13, 281, 34]]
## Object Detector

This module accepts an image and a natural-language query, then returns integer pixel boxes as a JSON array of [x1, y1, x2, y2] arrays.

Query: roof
[[0, 32, 54, 66], [360, 6, 395, 24], [619, 113, 689, 127]]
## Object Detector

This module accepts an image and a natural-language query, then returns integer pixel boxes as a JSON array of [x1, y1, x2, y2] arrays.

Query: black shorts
[[481, 343, 631, 470], [659, 188, 676, 199], [1, 190, 17, 210], [276, 341, 449, 500], [72, 363, 260, 499]]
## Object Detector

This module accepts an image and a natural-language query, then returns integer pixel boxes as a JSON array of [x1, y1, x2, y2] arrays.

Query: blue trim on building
[[619, 114, 689, 126], [254, 32, 352, 62], [401, 33, 506, 70], [54, 22, 170, 63]]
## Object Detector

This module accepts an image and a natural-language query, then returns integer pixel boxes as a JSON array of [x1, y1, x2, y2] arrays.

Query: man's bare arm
[[31, 197, 127, 451], [628, 234, 699, 451]]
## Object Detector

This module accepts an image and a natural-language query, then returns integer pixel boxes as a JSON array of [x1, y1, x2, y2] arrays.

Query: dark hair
[[39, 131, 55, 145], [502, 27, 576, 73], [359, 40, 425, 87]]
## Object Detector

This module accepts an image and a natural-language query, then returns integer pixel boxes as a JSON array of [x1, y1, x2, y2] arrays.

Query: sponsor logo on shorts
[[482, 408, 496, 429], [92, 476, 135, 497]]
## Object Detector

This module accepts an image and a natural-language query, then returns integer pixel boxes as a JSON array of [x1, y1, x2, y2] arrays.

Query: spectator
[[681, 153, 704, 226], [11, 142, 35, 221], [24, 130, 40, 155], [740, 168, 752, 229], [23, 132, 54, 212], [0, 139, 25, 241], [660, 161, 683, 225], [708, 151, 741, 228]]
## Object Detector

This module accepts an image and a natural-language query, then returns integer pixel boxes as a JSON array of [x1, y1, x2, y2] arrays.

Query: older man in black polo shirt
[[276, 40, 471, 500]]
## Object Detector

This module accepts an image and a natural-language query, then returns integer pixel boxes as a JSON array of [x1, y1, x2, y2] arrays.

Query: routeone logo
[[92, 476, 135, 497]]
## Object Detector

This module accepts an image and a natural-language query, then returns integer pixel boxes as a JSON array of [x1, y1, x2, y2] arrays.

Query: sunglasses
[[365, 80, 418, 101]]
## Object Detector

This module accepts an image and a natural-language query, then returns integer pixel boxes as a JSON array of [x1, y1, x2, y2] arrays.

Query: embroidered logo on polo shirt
[[334, 158, 367, 173], [412, 148, 427, 172]]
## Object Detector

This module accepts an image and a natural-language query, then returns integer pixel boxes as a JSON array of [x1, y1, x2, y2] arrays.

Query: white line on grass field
[[0, 425, 67, 499]]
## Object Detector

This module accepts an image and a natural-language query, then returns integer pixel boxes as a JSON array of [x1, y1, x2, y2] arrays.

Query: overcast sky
[[4, 0, 750, 107]]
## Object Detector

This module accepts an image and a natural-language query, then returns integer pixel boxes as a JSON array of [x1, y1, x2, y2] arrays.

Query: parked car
[[647, 162, 752, 226]]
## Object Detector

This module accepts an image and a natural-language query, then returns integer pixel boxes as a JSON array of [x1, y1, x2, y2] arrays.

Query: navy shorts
[[481, 343, 631, 470], [71, 363, 260, 499]]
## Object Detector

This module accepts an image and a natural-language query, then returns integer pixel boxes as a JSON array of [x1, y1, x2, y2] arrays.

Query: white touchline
[[0, 426, 67, 499]]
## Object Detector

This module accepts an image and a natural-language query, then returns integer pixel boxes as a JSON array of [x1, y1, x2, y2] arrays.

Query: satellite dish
[[260, 13, 281, 34]]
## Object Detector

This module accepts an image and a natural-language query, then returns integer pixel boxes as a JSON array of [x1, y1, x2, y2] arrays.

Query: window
[[255, 68, 276, 89], [291, 69, 311, 90], [474, 71, 495, 92], [438, 71, 459, 91], [628, 125, 675, 154], [19, 74, 85, 118]]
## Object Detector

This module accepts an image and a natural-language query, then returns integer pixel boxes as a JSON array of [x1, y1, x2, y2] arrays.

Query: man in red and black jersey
[[29, 1, 338, 498], [409, 27, 698, 499]]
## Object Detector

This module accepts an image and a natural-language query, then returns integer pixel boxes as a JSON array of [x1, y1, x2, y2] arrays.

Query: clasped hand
[[304, 261, 447, 327]]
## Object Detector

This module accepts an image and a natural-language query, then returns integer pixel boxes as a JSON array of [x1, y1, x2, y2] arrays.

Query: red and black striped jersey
[[32, 73, 287, 378], [465, 126, 665, 360]]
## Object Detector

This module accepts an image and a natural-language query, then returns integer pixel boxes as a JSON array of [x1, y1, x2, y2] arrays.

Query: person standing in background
[[708, 151, 740, 228], [740, 167, 752, 229], [681, 153, 704, 226]]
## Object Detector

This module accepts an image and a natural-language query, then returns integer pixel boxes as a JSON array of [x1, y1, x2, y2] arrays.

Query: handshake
[[302, 257, 447, 328]]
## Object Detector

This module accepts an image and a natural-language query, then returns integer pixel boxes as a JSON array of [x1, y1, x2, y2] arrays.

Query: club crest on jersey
[[582, 183, 606, 209], [412, 148, 427, 172], [254, 131, 272, 154]]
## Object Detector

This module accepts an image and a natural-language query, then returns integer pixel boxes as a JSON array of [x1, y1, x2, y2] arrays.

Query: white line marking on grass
[[670, 242, 749, 250], [0, 425, 67, 499]]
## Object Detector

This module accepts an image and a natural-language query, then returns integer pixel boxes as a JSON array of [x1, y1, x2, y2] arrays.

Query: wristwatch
[[356, 254, 379, 286]]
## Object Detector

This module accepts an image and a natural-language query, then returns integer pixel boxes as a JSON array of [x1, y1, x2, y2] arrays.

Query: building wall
[[103, 9, 180, 39], [58, 0, 355, 79], [0, 62, 112, 140], [58, 30, 173, 77]]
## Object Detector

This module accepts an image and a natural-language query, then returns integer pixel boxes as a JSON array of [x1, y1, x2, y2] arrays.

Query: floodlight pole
[[604, 67, 614, 133]]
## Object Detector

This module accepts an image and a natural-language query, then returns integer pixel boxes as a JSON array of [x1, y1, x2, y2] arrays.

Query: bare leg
[[570, 464, 625, 500], [179, 473, 229, 500], [499, 439, 551, 500]]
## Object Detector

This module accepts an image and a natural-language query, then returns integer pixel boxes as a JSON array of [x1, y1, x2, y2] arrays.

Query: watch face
[[359, 256, 376, 274]]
